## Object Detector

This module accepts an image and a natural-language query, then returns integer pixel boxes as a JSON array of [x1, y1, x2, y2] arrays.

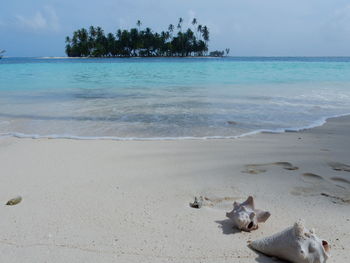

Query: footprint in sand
[[291, 173, 325, 195], [330, 177, 350, 189], [242, 167, 267, 174], [301, 173, 325, 183], [242, 162, 299, 174], [291, 173, 350, 204], [275, 162, 299, 171], [328, 162, 350, 172], [290, 186, 315, 196]]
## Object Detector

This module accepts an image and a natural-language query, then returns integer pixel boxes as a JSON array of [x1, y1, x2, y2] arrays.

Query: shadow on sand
[[215, 219, 241, 235], [215, 219, 287, 263], [250, 247, 288, 263]]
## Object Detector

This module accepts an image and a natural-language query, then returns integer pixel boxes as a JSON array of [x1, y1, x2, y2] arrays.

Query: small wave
[[0, 112, 349, 141]]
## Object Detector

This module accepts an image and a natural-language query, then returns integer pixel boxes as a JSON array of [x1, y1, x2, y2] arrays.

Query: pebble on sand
[[6, 196, 22, 206]]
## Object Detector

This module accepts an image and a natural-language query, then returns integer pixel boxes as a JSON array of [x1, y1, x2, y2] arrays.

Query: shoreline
[[1, 112, 350, 141], [0, 115, 349, 262], [38, 56, 219, 59]]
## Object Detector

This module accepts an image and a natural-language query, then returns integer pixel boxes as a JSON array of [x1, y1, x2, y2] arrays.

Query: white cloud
[[15, 6, 60, 32], [16, 12, 47, 30]]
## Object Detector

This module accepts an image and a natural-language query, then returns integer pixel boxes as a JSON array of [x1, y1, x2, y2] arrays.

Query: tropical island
[[65, 18, 211, 57], [0, 49, 5, 59]]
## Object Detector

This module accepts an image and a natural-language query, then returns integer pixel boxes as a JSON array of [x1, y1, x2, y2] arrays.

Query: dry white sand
[[0, 116, 349, 262]]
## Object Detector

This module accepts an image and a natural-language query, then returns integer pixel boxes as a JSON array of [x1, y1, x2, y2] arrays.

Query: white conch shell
[[250, 221, 330, 263], [226, 196, 270, 231]]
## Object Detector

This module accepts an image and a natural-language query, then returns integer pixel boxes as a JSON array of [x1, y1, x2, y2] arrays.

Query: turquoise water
[[0, 57, 350, 139]]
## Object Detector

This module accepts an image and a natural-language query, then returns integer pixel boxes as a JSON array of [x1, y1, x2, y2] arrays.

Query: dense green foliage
[[209, 50, 225, 57], [209, 48, 230, 57], [65, 18, 210, 57]]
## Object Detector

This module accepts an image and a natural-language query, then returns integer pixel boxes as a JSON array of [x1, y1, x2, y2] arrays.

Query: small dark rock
[[227, 121, 237, 125], [189, 196, 203, 209], [6, 196, 22, 206]]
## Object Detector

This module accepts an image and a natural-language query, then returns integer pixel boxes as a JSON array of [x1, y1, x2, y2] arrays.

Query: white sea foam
[[1, 113, 348, 141]]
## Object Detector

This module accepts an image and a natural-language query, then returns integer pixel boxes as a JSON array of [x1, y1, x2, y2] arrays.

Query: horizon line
[[3, 55, 350, 59]]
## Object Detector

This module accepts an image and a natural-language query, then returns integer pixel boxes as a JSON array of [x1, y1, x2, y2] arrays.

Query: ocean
[[0, 57, 350, 140]]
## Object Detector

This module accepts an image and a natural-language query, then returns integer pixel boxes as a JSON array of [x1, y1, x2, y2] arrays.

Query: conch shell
[[226, 196, 270, 231], [250, 221, 330, 263]]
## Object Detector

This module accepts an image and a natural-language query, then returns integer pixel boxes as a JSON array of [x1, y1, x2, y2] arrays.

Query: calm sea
[[0, 57, 350, 139]]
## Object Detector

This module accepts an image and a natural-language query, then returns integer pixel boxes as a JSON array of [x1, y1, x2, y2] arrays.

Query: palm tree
[[130, 28, 139, 56], [78, 28, 89, 56], [197, 24, 202, 40], [225, 48, 230, 56], [177, 17, 183, 32], [168, 24, 174, 38], [202, 26, 209, 43], [89, 26, 96, 38], [191, 18, 197, 30], [176, 18, 184, 55], [192, 18, 197, 26], [116, 29, 122, 39], [142, 27, 153, 56], [88, 26, 97, 55], [93, 26, 107, 57], [107, 33, 116, 56], [202, 26, 209, 39], [136, 20, 142, 31]]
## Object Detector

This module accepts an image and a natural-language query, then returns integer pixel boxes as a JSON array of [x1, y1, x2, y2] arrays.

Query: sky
[[0, 0, 350, 57]]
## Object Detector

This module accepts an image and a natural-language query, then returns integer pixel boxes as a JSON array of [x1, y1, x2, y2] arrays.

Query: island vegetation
[[65, 18, 210, 57], [209, 48, 230, 57], [0, 49, 5, 58]]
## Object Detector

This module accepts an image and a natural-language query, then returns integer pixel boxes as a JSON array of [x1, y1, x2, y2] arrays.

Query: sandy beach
[[0, 115, 349, 262]]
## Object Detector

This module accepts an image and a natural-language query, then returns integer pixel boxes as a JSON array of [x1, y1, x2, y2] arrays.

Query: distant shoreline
[[2, 56, 350, 59], [37, 56, 222, 59]]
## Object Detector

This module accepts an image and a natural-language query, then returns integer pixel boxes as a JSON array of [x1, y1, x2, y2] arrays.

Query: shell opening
[[247, 222, 254, 229], [322, 240, 330, 253]]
